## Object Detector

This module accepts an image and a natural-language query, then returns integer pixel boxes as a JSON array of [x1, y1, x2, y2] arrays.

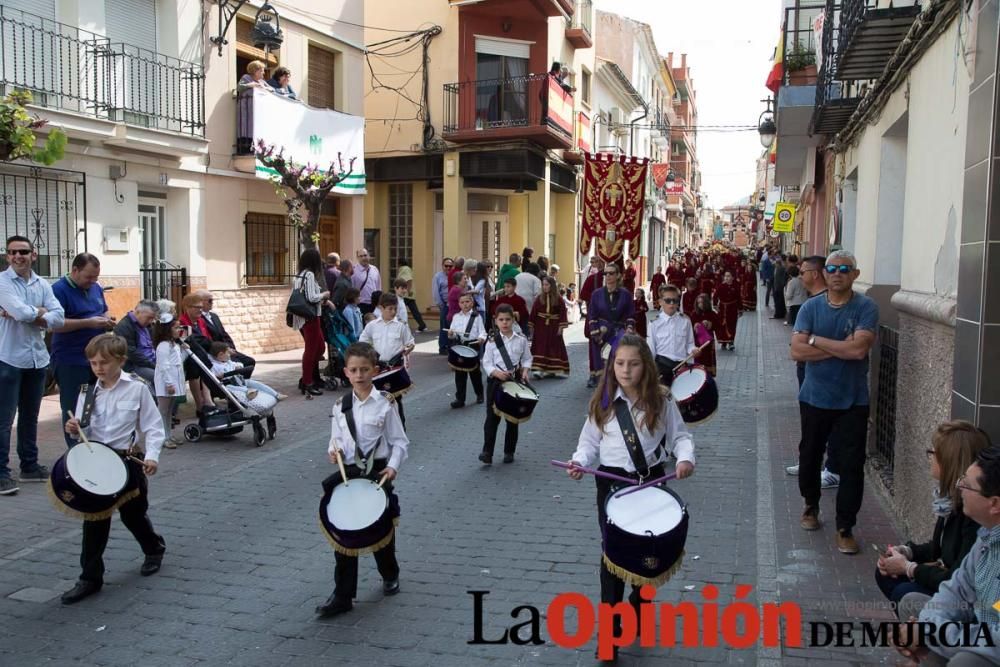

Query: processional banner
[[580, 153, 649, 264]]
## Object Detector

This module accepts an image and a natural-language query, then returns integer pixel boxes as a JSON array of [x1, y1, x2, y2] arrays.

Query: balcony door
[[475, 37, 530, 129]]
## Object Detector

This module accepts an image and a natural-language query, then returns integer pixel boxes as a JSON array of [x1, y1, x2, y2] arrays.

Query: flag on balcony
[[765, 25, 784, 94], [651, 163, 670, 189], [580, 153, 649, 264]]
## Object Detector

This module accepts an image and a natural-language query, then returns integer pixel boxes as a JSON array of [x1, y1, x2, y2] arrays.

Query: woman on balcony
[[238, 61, 274, 93], [267, 67, 298, 101]]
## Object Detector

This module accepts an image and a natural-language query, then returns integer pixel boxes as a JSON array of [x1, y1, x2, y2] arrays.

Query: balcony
[[442, 73, 574, 150], [0, 7, 205, 143], [781, 4, 824, 87], [810, 2, 862, 136], [836, 0, 921, 80], [565, 0, 593, 48], [449, 0, 572, 18]]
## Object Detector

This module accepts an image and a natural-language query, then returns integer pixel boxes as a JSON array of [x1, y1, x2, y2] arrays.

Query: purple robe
[[587, 287, 636, 375]]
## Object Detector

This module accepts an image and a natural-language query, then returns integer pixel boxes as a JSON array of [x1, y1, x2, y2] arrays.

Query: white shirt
[[482, 331, 532, 377], [359, 317, 415, 361], [514, 272, 542, 311], [0, 267, 65, 368], [328, 389, 409, 471], [571, 388, 695, 472], [373, 296, 408, 325], [153, 341, 188, 397], [448, 309, 486, 343], [648, 311, 696, 362], [73, 372, 166, 462]]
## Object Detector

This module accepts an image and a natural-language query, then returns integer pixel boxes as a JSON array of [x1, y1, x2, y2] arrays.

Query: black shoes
[[478, 452, 492, 465], [502, 454, 514, 464], [476, 395, 484, 404], [298, 380, 323, 396], [141, 553, 164, 576], [315, 593, 353, 617], [383, 579, 400, 596], [450, 400, 464, 409], [61, 580, 101, 605], [586, 376, 598, 388]]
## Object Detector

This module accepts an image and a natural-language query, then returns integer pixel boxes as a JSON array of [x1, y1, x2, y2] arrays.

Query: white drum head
[[66, 444, 128, 496], [454, 345, 478, 358], [607, 487, 683, 536], [501, 381, 538, 401], [672, 368, 707, 401], [326, 479, 388, 531]]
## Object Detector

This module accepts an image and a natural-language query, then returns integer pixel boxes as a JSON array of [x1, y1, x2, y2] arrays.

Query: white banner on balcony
[[252, 88, 366, 195]]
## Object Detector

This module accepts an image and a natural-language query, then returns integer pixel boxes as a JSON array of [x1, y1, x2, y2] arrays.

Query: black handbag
[[286, 272, 317, 321]]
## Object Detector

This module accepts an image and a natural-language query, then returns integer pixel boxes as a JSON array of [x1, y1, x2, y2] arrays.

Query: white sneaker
[[785, 464, 799, 475], [821, 470, 840, 488]]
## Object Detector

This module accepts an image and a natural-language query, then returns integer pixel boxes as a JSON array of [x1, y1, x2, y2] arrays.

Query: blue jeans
[[55, 364, 95, 448], [874, 568, 933, 615], [0, 361, 47, 479], [438, 303, 449, 353]]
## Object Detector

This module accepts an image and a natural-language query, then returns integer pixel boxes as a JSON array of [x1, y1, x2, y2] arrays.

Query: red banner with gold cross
[[580, 153, 649, 264]]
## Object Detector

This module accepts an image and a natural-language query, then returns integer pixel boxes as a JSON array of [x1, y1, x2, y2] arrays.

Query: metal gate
[[0, 164, 87, 277], [871, 324, 898, 492], [139, 262, 187, 305]]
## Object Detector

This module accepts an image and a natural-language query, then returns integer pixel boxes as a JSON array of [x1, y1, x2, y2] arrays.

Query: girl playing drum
[[566, 334, 696, 660]]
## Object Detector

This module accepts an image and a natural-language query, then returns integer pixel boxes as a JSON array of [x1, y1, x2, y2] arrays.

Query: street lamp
[[209, 0, 283, 58], [757, 96, 776, 149]]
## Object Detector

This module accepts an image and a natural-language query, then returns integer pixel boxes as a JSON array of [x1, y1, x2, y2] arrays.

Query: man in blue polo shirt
[[51, 253, 115, 446], [791, 249, 879, 555]]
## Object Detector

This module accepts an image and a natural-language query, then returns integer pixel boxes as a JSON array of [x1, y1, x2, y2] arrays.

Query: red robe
[[650, 272, 666, 301], [681, 289, 698, 316], [666, 267, 685, 290], [713, 282, 740, 345], [698, 277, 715, 300], [529, 294, 569, 374], [491, 293, 530, 328], [623, 266, 637, 294], [634, 296, 649, 338], [690, 308, 718, 376], [741, 266, 758, 310]]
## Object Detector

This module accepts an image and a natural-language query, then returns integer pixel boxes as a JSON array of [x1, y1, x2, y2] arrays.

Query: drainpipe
[[629, 102, 648, 157]]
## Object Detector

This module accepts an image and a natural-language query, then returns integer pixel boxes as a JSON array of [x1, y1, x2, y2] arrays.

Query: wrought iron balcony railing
[[810, 0, 864, 136], [573, 0, 593, 35], [836, 0, 921, 80], [782, 3, 825, 86], [0, 7, 205, 136]]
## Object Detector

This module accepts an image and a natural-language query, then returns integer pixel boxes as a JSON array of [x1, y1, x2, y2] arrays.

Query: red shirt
[[492, 292, 530, 326], [179, 312, 211, 338]]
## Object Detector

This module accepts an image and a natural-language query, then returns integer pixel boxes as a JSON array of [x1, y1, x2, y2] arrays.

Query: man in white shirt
[[514, 262, 543, 312], [647, 285, 697, 387], [0, 235, 66, 495], [351, 248, 382, 316]]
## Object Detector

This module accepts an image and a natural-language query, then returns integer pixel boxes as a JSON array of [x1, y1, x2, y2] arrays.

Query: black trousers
[[798, 402, 869, 531], [454, 369, 483, 403], [595, 463, 667, 607], [395, 398, 405, 430], [795, 365, 841, 475], [655, 356, 681, 388], [80, 460, 164, 584], [403, 297, 426, 330], [483, 378, 517, 456], [772, 284, 786, 318], [331, 459, 400, 599]]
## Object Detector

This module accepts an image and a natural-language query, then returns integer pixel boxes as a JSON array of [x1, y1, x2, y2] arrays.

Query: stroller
[[181, 339, 278, 447], [321, 308, 357, 389]]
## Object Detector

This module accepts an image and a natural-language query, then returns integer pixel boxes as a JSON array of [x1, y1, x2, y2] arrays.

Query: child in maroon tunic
[[529, 276, 569, 378], [713, 271, 741, 351], [633, 287, 649, 338], [682, 277, 699, 316], [690, 293, 718, 377]]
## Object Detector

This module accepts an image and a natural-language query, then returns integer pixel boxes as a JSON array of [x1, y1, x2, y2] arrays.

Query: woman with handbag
[[290, 249, 329, 396]]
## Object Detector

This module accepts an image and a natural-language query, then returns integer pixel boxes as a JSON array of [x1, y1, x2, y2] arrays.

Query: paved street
[[1, 305, 907, 666]]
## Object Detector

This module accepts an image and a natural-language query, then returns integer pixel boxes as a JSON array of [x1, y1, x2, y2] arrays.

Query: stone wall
[[211, 286, 304, 355], [880, 292, 956, 542]]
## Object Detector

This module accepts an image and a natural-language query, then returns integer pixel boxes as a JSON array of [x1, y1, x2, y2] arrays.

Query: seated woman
[[875, 420, 991, 613]]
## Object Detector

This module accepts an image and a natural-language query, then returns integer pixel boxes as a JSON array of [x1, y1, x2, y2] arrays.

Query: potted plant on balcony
[[786, 43, 818, 86], [0, 91, 67, 165]]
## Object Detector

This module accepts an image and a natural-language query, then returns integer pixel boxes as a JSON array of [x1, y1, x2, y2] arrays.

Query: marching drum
[[602, 484, 689, 586], [47, 442, 139, 520], [448, 345, 480, 372], [319, 476, 399, 556], [671, 365, 719, 424], [373, 365, 413, 398], [492, 381, 539, 424]]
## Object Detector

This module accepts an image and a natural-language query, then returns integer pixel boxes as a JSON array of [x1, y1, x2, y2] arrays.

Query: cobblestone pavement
[[0, 305, 908, 666]]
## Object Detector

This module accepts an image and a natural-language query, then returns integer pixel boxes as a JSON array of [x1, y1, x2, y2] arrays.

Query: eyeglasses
[[801, 268, 819, 274], [662, 298, 680, 304], [604, 271, 618, 276], [7, 248, 31, 256], [444, 264, 453, 268], [825, 264, 854, 274], [925, 448, 936, 459], [956, 473, 989, 496]]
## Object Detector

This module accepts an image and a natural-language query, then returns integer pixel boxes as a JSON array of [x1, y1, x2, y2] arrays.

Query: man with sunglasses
[[585, 262, 635, 388], [0, 235, 66, 495], [894, 445, 1000, 666], [790, 250, 879, 554], [432, 257, 454, 355]]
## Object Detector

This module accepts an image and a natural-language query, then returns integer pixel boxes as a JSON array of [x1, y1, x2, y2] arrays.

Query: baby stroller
[[181, 340, 277, 447], [321, 308, 356, 389]]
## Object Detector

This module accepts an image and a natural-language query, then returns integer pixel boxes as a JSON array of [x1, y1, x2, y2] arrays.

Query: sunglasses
[[7, 248, 31, 256], [825, 264, 854, 274], [662, 298, 680, 304]]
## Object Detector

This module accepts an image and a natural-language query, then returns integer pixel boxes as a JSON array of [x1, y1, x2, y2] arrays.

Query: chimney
[[681, 53, 687, 71], [667, 52, 673, 69]]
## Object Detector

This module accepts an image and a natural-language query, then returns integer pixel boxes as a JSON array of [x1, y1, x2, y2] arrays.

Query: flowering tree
[[253, 139, 356, 250], [0, 91, 67, 165]]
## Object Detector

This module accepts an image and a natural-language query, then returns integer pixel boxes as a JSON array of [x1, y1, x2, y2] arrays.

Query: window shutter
[[4, 0, 55, 20], [474, 36, 531, 59], [104, 0, 157, 49], [308, 44, 336, 110]]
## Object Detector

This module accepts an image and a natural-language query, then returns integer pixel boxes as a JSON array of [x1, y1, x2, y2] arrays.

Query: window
[[245, 212, 297, 285], [388, 184, 413, 280], [308, 44, 336, 110], [581, 67, 592, 106], [474, 38, 530, 127]]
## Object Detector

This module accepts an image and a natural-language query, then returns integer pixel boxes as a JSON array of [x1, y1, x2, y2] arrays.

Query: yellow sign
[[773, 202, 796, 233]]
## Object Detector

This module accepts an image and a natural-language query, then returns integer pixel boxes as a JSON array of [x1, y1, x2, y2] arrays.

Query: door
[[469, 214, 509, 270], [138, 202, 167, 300], [318, 215, 340, 258]]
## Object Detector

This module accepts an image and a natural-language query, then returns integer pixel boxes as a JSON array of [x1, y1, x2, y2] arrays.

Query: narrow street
[[1, 305, 902, 666]]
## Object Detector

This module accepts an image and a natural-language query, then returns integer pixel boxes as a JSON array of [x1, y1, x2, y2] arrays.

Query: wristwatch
[[808, 335, 816, 347]]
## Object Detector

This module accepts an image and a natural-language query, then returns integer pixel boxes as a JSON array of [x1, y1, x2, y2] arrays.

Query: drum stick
[[67, 410, 93, 452], [615, 472, 679, 497], [673, 341, 712, 372], [377, 475, 388, 489], [333, 445, 349, 485], [550, 460, 639, 486]]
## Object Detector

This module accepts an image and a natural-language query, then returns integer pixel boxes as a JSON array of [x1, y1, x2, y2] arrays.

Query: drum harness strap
[[340, 393, 380, 475], [612, 398, 665, 482], [77, 383, 139, 456], [462, 311, 477, 343], [492, 329, 517, 378]]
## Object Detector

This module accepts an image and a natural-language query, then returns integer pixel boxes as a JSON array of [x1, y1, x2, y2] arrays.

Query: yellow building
[[363, 0, 596, 307]]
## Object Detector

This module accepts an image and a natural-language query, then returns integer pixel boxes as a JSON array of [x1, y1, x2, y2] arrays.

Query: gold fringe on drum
[[492, 406, 533, 425], [448, 363, 479, 373], [320, 517, 400, 557], [46, 479, 141, 522], [602, 550, 686, 588]]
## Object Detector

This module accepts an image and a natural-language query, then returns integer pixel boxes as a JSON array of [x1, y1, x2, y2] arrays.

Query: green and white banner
[[252, 88, 366, 195]]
